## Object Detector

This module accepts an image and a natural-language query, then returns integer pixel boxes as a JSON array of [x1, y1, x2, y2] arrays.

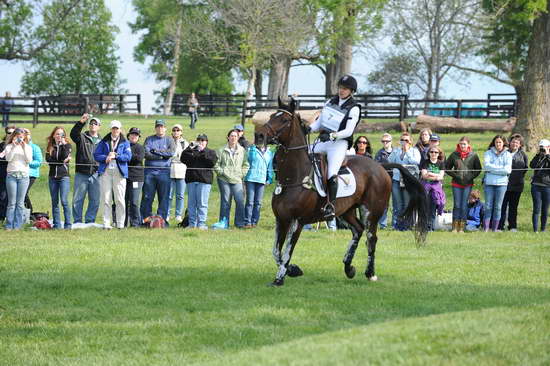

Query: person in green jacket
[[213, 129, 250, 229]]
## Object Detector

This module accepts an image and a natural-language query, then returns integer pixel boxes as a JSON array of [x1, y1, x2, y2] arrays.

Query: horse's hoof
[[368, 275, 378, 282], [345, 265, 356, 279], [287, 264, 303, 277], [268, 278, 285, 287]]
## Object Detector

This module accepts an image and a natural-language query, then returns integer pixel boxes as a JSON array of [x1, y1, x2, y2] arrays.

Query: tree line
[[1, 0, 548, 149]]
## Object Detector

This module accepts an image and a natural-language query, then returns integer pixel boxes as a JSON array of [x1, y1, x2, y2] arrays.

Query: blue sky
[[0, 0, 514, 114]]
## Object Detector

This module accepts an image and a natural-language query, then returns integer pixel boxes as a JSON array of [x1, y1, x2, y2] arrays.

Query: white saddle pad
[[314, 167, 357, 198]]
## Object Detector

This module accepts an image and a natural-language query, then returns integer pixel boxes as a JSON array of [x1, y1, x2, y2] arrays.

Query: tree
[[20, 0, 121, 95], [385, 0, 480, 99], [367, 53, 424, 96], [185, 0, 315, 99], [0, 0, 83, 61], [514, 0, 550, 151], [131, 0, 234, 113], [307, 0, 385, 95]]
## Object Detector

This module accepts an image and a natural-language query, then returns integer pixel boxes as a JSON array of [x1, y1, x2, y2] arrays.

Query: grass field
[[1, 114, 549, 365]]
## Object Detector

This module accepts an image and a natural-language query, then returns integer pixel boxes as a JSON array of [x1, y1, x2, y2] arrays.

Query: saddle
[[313, 153, 349, 188], [311, 154, 355, 199]]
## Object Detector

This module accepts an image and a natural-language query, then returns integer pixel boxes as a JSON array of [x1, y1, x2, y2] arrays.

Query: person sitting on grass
[[466, 189, 484, 231]]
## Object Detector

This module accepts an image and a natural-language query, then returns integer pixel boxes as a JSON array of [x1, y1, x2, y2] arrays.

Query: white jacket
[[170, 138, 188, 179]]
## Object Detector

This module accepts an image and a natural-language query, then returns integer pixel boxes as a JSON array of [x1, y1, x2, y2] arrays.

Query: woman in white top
[[309, 75, 361, 219], [2, 128, 32, 229], [169, 124, 188, 222]]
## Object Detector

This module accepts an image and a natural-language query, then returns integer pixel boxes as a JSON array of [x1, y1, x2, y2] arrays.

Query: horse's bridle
[[265, 109, 308, 152]]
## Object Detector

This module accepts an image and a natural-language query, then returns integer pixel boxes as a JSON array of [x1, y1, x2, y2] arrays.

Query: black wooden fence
[[1, 94, 141, 126], [171, 93, 518, 124]]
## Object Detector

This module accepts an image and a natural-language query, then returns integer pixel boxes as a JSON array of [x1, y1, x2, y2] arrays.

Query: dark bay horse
[[256, 98, 429, 286]]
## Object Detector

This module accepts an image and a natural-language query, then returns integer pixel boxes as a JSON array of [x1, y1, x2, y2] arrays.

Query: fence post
[[399, 96, 405, 121], [33, 97, 38, 128], [84, 97, 90, 114], [99, 94, 104, 114], [137, 94, 141, 114], [456, 100, 462, 118], [119, 95, 124, 113], [404, 95, 409, 119]]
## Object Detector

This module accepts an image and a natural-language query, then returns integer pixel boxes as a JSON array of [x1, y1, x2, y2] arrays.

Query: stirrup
[[322, 202, 335, 219]]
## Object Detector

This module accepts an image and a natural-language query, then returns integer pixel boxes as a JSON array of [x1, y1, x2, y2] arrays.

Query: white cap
[[539, 139, 550, 147], [110, 120, 122, 129]]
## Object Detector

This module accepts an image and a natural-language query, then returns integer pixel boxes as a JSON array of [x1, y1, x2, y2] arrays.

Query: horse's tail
[[381, 163, 430, 244]]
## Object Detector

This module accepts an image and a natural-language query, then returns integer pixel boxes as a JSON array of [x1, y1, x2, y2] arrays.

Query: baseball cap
[[429, 134, 441, 141], [110, 120, 122, 129], [172, 124, 183, 131], [196, 134, 208, 141], [89, 117, 101, 126], [127, 127, 141, 137], [539, 139, 550, 147], [155, 119, 166, 127], [233, 124, 244, 131]]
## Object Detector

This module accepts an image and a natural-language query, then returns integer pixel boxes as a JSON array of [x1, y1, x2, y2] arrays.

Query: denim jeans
[[391, 180, 411, 231], [5, 174, 30, 229], [72, 172, 100, 223], [125, 180, 143, 227], [244, 181, 265, 226], [451, 185, 472, 221], [531, 184, 550, 232], [168, 178, 186, 218], [49, 176, 72, 229], [23, 176, 36, 212], [2, 113, 9, 128], [217, 178, 245, 228], [140, 173, 171, 222], [189, 111, 198, 129], [484, 184, 507, 223], [187, 182, 211, 228]]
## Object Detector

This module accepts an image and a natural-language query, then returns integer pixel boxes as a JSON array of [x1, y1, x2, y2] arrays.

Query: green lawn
[[1, 115, 549, 365]]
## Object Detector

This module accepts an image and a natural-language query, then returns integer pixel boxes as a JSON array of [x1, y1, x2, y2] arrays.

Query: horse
[[255, 98, 430, 286]]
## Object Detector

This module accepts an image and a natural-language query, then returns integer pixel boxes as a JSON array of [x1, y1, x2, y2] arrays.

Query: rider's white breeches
[[311, 139, 348, 178]]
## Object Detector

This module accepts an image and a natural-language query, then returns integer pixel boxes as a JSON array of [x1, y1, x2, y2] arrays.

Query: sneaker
[[103, 225, 113, 230], [211, 217, 229, 230], [176, 216, 183, 222], [198, 225, 208, 230], [510, 228, 518, 232]]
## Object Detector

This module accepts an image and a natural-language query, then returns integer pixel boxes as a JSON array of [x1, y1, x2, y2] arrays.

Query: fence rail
[[1, 94, 141, 127], [171, 93, 518, 124]]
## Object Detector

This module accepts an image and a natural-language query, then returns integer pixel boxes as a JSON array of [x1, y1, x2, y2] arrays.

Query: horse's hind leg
[[340, 208, 364, 279], [271, 219, 302, 286], [365, 211, 381, 281]]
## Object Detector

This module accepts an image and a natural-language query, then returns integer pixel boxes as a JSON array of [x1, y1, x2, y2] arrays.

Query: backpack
[[143, 215, 166, 228]]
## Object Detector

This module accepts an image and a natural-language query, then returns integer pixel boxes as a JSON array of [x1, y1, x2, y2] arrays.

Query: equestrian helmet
[[337, 75, 357, 92]]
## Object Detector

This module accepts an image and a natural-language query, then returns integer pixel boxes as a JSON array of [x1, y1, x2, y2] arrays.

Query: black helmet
[[337, 75, 357, 92]]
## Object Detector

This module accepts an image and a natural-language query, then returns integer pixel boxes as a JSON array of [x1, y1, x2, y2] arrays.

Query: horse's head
[[255, 97, 303, 148]]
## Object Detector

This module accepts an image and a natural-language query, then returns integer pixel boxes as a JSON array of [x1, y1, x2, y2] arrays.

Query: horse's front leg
[[271, 219, 302, 286], [340, 208, 364, 279]]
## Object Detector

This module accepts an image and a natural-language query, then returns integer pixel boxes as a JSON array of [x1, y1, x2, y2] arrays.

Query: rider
[[309, 75, 361, 219]]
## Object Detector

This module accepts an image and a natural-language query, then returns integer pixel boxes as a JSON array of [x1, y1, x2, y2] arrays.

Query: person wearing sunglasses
[[374, 133, 394, 229], [420, 147, 446, 231], [0, 125, 16, 224], [352, 136, 372, 157], [388, 132, 421, 231], [168, 124, 189, 223]]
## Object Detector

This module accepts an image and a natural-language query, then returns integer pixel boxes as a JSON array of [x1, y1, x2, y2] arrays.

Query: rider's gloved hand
[[303, 125, 312, 135], [319, 132, 330, 142]]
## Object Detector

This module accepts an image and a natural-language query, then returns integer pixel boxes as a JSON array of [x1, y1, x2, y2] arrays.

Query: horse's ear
[[289, 97, 297, 113]]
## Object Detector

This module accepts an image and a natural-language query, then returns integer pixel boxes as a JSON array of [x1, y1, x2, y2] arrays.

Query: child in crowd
[[466, 189, 484, 231]]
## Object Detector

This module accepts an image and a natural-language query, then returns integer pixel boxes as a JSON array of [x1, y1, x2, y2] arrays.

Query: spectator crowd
[[0, 115, 549, 233]]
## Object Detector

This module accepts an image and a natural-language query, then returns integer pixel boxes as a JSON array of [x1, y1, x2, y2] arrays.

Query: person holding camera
[[530, 139, 550, 232], [0, 125, 16, 224], [168, 124, 188, 222], [2, 128, 32, 230], [70, 113, 102, 224], [45, 126, 72, 229], [94, 120, 132, 229], [180, 134, 217, 229]]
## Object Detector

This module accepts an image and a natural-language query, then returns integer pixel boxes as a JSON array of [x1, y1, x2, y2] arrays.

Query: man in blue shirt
[[140, 119, 175, 225]]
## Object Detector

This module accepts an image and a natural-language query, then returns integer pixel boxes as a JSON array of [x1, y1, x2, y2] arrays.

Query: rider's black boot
[[323, 175, 338, 219]]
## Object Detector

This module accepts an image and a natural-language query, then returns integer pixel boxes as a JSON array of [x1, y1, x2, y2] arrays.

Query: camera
[[60, 133, 65, 138], [16, 137, 23, 143], [189, 141, 198, 149]]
